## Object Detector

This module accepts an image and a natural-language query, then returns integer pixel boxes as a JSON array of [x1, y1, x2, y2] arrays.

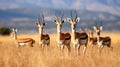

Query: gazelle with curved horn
[[54, 12, 71, 53], [12, 28, 35, 47], [67, 11, 88, 55], [93, 21, 112, 52], [35, 14, 50, 48]]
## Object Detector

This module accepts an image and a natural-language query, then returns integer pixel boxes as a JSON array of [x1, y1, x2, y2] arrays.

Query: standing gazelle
[[87, 28, 97, 47], [12, 28, 35, 47], [67, 11, 88, 55], [93, 22, 112, 52], [35, 14, 50, 48], [54, 12, 71, 53]]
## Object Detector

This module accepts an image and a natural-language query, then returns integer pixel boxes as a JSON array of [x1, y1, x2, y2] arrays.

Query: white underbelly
[[81, 39, 87, 44], [19, 43, 28, 46], [45, 40, 50, 44]]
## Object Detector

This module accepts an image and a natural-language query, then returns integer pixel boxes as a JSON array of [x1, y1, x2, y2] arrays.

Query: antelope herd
[[11, 11, 112, 55]]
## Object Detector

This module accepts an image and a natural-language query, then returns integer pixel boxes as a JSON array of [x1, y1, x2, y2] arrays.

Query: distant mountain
[[0, 8, 120, 34]]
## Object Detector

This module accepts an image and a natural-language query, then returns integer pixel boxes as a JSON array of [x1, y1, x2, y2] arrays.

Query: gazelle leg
[[99, 45, 103, 53], [89, 41, 93, 48], [110, 46, 113, 51], [39, 42, 43, 47], [61, 44, 64, 51], [46, 42, 50, 50], [73, 44, 76, 52], [18, 44, 20, 48], [42, 44, 45, 48], [77, 44, 80, 55], [107, 45, 113, 52], [83, 45, 87, 55], [30, 43, 34, 47], [67, 44, 71, 55]]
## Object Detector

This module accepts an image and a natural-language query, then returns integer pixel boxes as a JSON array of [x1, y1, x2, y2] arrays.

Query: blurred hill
[[0, 8, 120, 34]]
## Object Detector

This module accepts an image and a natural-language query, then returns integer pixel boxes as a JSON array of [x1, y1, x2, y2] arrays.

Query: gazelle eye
[[62, 20, 64, 23], [43, 23, 45, 26], [67, 18, 71, 22], [35, 22, 39, 26]]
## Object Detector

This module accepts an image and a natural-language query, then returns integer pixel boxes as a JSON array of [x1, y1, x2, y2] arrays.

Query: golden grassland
[[0, 32, 120, 67]]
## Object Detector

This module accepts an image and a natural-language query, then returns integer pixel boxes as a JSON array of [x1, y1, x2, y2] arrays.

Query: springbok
[[93, 21, 113, 52], [12, 28, 35, 47], [67, 11, 88, 55], [35, 14, 50, 48], [54, 12, 71, 53]]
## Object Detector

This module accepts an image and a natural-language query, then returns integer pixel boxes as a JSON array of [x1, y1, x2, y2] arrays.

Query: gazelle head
[[93, 21, 103, 37], [35, 14, 46, 34], [11, 28, 17, 39], [54, 12, 65, 32], [67, 11, 80, 31]]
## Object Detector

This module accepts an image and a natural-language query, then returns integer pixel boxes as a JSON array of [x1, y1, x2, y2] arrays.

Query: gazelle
[[87, 28, 97, 47], [54, 12, 71, 53], [93, 22, 113, 52], [35, 14, 50, 48], [12, 28, 35, 47], [67, 11, 88, 55]]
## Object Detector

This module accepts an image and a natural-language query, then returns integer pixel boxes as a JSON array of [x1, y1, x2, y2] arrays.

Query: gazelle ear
[[80, 28, 82, 31], [12, 28, 17, 32], [35, 22, 39, 26], [85, 28, 88, 32], [12, 28, 15, 31], [93, 26, 97, 31], [76, 17, 80, 22], [15, 28, 17, 32], [67, 18, 71, 23], [100, 26, 103, 31], [43, 22, 47, 26]]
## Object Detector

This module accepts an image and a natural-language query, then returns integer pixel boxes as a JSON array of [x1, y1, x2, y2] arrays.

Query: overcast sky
[[0, 0, 119, 9]]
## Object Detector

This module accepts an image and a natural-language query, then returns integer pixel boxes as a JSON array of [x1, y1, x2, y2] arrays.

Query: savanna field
[[0, 32, 120, 67]]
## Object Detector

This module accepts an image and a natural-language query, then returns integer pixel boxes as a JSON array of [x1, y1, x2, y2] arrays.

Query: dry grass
[[0, 33, 120, 67]]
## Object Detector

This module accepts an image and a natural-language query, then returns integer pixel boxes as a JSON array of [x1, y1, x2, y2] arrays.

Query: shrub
[[0, 27, 11, 35]]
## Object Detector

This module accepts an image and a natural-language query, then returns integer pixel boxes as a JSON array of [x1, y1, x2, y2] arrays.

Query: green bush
[[0, 27, 11, 35]]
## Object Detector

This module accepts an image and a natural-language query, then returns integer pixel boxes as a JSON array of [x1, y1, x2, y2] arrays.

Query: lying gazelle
[[54, 12, 71, 53], [12, 28, 35, 47], [93, 22, 113, 52], [35, 14, 50, 48], [67, 11, 88, 55]]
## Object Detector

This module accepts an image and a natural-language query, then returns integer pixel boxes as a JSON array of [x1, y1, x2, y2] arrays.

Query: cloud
[[0, 2, 20, 9], [72, 0, 82, 9], [51, 0, 69, 8], [11, 18, 30, 22], [86, 2, 120, 15], [0, 0, 120, 16]]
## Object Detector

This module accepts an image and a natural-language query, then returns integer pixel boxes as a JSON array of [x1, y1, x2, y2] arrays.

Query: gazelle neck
[[13, 31, 17, 40], [96, 33, 100, 42], [57, 28, 61, 41], [89, 31, 94, 38], [71, 28, 76, 41], [39, 28, 43, 40]]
